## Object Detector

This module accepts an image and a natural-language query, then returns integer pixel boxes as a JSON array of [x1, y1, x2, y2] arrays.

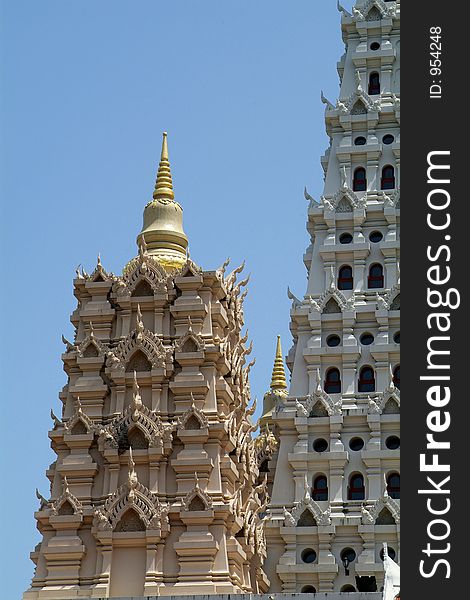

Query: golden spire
[[153, 132, 174, 199], [270, 335, 287, 390], [135, 132, 188, 272]]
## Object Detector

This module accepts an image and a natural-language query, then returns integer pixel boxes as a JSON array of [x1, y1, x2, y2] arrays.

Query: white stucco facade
[[265, 1, 400, 594]]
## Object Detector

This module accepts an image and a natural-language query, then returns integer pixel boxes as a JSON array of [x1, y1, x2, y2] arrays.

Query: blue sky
[[0, 1, 353, 596]]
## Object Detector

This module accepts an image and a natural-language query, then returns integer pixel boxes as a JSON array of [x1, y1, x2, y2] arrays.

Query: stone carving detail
[[50, 477, 83, 516], [93, 450, 169, 532], [381, 188, 400, 208], [174, 317, 205, 353], [176, 395, 209, 432], [76, 323, 108, 359], [361, 486, 400, 525], [98, 374, 173, 450], [181, 473, 213, 511], [285, 475, 331, 526], [308, 286, 355, 314], [89, 254, 112, 282], [376, 283, 400, 311], [336, 88, 381, 116], [64, 397, 95, 434], [253, 424, 279, 466], [106, 326, 168, 373], [352, 0, 397, 23]]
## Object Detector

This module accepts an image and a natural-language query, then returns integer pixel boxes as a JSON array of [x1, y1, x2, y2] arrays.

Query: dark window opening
[[338, 265, 353, 290], [324, 368, 341, 394], [353, 167, 367, 192], [358, 366, 376, 392]]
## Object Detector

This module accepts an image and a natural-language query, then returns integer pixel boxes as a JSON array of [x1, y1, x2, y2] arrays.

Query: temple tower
[[24, 133, 274, 599], [265, 1, 400, 594]]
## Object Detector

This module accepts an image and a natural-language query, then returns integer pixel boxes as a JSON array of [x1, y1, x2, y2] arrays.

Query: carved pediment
[[309, 288, 355, 314], [114, 250, 169, 298], [361, 494, 400, 525], [64, 397, 95, 434], [369, 387, 400, 415], [322, 186, 365, 213], [76, 325, 108, 359], [284, 496, 331, 527], [182, 474, 213, 511], [179, 258, 203, 278], [174, 319, 205, 353], [98, 385, 173, 451], [177, 398, 208, 432], [106, 329, 168, 373], [89, 255, 112, 282], [337, 89, 381, 116], [93, 451, 169, 532], [303, 388, 342, 417], [50, 477, 83, 516], [353, 0, 397, 23]]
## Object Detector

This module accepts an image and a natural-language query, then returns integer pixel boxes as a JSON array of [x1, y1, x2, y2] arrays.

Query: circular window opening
[[370, 42, 381, 51], [341, 586, 356, 593], [341, 548, 357, 564], [340, 232, 353, 244], [393, 331, 400, 344], [383, 134, 395, 145], [354, 136, 367, 146], [349, 437, 365, 451], [380, 547, 397, 561], [369, 230, 383, 243], [360, 333, 374, 345], [327, 334, 341, 347], [313, 438, 328, 453], [301, 586, 316, 594], [386, 435, 400, 450], [301, 548, 317, 564]]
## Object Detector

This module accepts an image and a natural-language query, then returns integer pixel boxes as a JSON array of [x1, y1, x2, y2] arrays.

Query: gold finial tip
[[270, 335, 287, 391], [162, 131, 167, 136]]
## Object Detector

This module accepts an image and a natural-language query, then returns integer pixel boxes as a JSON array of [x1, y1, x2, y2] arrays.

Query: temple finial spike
[[270, 335, 287, 391], [153, 131, 174, 200]]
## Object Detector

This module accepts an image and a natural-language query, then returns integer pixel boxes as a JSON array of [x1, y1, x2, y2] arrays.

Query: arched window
[[358, 366, 375, 392], [393, 365, 400, 389], [301, 586, 317, 593], [353, 167, 367, 191], [341, 585, 356, 592], [324, 368, 341, 394], [387, 472, 400, 499], [348, 473, 365, 500], [368, 263, 384, 288], [369, 72, 380, 95], [312, 475, 328, 501], [381, 164, 395, 189], [338, 265, 353, 290]]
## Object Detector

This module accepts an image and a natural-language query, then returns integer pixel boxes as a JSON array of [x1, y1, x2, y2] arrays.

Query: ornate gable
[[93, 450, 169, 532], [98, 373, 173, 450], [353, 0, 397, 22], [106, 325, 167, 373], [76, 324, 108, 359], [181, 473, 213, 511], [50, 477, 83, 516], [64, 397, 95, 434], [176, 396, 208, 432], [283, 476, 331, 527], [174, 317, 205, 353], [361, 491, 400, 525]]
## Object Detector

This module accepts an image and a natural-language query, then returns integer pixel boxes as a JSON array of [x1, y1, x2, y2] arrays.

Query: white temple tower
[[265, 0, 400, 593], [24, 133, 274, 599]]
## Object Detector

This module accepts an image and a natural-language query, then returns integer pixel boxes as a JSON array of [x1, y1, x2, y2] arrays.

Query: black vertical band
[[402, 2, 466, 597]]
